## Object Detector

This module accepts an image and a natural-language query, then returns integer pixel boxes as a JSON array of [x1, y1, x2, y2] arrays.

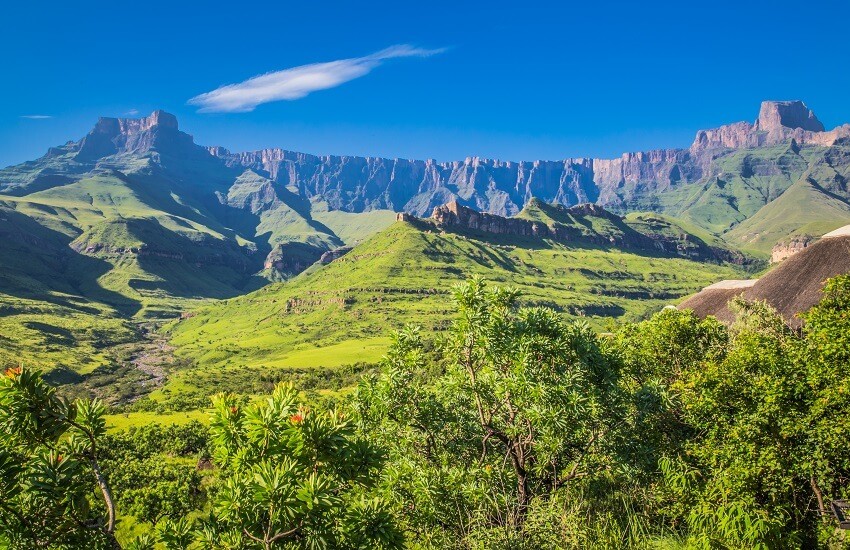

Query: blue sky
[[2, 0, 848, 167]]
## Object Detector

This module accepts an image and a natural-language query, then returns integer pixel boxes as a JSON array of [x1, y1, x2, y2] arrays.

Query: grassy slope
[[0, 177, 253, 318], [725, 179, 850, 253], [165, 219, 743, 395], [628, 144, 812, 235], [310, 201, 398, 245], [0, 201, 136, 373]]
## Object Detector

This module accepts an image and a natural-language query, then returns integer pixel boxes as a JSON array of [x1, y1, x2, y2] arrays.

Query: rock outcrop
[[681, 230, 850, 327], [756, 100, 824, 133], [422, 200, 742, 263], [75, 110, 196, 160], [318, 246, 353, 264], [691, 101, 850, 151], [771, 234, 817, 263], [432, 200, 555, 238]]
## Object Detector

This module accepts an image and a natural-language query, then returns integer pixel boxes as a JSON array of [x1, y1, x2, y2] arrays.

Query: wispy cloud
[[188, 44, 448, 113], [20, 115, 52, 119], [125, 109, 140, 116]]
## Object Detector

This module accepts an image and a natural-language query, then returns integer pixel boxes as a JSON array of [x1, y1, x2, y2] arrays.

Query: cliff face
[[209, 100, 849, 217], [423, 200, 744, 264], [75, 110, 198, 161], [771, 234, 817, 263], [690, 101, 849, 151]]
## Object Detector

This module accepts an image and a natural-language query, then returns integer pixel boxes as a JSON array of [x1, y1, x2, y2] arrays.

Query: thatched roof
[[679, 232, 850, 327]]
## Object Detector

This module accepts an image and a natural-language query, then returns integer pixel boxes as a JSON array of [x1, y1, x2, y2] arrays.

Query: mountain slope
[[164, 216, 744, 396], [724, 178, 850, 253], [0, 112, 396, 318], [2, 101, 849, 379]]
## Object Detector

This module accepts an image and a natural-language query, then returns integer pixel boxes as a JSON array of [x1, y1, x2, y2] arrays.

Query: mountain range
[[2, 99, 850, 387]]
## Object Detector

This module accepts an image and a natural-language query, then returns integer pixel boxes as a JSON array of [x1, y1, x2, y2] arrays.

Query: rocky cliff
[[419, 200, 745, 264], [771, 234, 817, 263], [208, 100, 850, 217], [74, 110, 199, 161]]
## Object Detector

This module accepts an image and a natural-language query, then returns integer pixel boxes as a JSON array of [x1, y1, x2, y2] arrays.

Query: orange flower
[[229, 406, 238, 415], [4, 366, 22, 378], [290, 413, 304, 424], [57, 454, 63, 463]]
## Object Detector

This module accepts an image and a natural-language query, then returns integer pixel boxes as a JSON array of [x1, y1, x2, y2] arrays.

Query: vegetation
[[3, 275, 850, 548], [163, 219, 743, 400]]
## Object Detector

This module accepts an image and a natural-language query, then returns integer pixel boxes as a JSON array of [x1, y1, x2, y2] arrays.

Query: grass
[[105, 410, 208, 431], [2, 129, 847, 406], [725, 178, 850, 253], [164, 219, 745, 396]]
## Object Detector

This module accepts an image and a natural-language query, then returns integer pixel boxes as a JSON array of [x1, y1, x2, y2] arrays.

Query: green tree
[[202, 382, 402, 549], [357, 277, 622, 541], [659, 296, 841, 548], [0, 367, 120, 549]]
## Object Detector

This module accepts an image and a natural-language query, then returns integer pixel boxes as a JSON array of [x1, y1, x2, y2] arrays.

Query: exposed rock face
[[76, 110, 196, 161], [757, 100, 824, 133], [691, 101, 850, 151], [681, 235, 850, 327], [771, 234, 817, 263], [319, 246, 353, 264], [423, 200, 749, 264], [432, 200, 556, 238], [263, 242, 326, 275], [206, 101, 849, 217]]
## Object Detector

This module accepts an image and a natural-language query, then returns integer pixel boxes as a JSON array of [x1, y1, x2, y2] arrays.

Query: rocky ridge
[[206, 100, 850, 217], [406, 200, 745, 264]]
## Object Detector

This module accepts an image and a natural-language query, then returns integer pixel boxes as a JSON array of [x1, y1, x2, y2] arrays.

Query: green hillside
[[163, 218, 744, 399], [725, 174, 850, 253]]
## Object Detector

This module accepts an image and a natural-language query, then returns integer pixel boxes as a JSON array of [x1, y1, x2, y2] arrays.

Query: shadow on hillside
[[0, 206, 142, 316], [125, 217, 262, 300]]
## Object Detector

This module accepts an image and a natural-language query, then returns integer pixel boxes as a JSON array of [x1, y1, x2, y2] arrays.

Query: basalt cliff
[[401, 199, 748, 265], [208, 100, 850, 222]]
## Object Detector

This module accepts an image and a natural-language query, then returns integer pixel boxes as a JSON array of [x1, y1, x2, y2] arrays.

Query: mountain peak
[[76, 110, 190, 161], [756, 100, 824, 132], [140, 110, 178, 131]]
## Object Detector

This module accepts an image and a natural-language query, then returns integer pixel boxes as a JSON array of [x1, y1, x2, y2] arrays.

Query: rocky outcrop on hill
[[432, 200, 557, 238], [680, 225, 850, 327], [757, 100, 824, 133], [318, 246, 353, 264], [421, 200, 743, 263], [263, 242, 326, 276], [75, 110, 198, 161], [771, 234, 817, 263], [691, 101, 850, 151]]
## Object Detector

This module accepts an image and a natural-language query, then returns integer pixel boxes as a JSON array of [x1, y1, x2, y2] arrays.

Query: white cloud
[[188, 44, 447, 113], [20, 115, 52, 119], [125, 109, 140, 116]]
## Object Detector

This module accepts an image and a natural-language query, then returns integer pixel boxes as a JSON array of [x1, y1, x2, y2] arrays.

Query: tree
[[202, 382, 403, 549], [659, 295, 844, 548], [357, 277, 622, 538], [0, 367, 120, 549]]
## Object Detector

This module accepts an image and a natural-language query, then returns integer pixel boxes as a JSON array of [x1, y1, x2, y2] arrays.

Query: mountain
[[0, 111, 395, 319], [678, 224, 850, 327], [2, 101, 848, 307], [163, 209, 745, 399], [204, 100, 850, 253], [2, 101, 849, 378]]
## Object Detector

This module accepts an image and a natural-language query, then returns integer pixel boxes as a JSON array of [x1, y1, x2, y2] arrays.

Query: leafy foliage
[[197, 382, 403, 549], [357, 277, 625, 543], [0, 367, 120, 548], [5, 275, 850, 549]]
